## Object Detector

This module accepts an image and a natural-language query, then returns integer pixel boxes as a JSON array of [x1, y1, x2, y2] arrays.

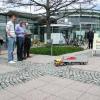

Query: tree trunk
[[46, 0, 51, 40], [46, 18, 51, 39]]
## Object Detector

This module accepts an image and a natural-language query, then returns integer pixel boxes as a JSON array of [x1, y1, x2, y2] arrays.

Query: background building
[[0, 10, 44, 41], [0, 9, 100, 44], [57, 9, 100, 40]]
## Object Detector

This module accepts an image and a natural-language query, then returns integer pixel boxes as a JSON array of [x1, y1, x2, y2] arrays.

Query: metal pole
[[38, 26, 40, 40], [51, 44, 53, 56], [79, 3, 82, 35], [51, 39, 53, 56]]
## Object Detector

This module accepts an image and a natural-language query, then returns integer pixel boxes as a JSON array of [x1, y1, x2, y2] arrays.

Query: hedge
[[30, 46, 84, 56]]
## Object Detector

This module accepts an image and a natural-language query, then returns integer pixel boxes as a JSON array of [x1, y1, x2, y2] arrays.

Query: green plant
[[30, 46, 84, 56]]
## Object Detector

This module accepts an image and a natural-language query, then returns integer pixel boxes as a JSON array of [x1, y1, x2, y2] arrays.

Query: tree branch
[[31, 0, 46, 8]]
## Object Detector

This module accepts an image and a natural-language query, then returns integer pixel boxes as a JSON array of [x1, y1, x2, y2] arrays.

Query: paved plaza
[[0, 50, 100, 100]]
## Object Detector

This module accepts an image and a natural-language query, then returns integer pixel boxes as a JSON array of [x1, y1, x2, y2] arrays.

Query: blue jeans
[[16, 37, 24, 61], [7, 37, 15, 62]]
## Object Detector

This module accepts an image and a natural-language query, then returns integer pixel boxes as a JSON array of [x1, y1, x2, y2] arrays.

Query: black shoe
[[27, 56, 32, 58], [23, 57, 27, 60], [18, 60, 23, 61], [18, 59, 23, 61]]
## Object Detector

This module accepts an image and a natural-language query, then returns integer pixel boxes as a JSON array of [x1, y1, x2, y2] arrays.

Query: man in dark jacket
[[87, 29, 94, 49]]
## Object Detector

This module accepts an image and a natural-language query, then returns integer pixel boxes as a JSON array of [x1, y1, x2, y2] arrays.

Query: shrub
[[30, 46, 84, 56]]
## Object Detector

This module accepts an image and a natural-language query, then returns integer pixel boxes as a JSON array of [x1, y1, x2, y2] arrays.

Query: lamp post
[[47, 39, 53, 56], [50, 39, 53, 56], [79, 3, 82, 35]]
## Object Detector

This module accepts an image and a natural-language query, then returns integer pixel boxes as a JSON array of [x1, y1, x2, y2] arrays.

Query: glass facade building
[[57, 9, 100, 39], [0, 15, 7, 40], [1, 9, 100, 42], [0, 11, 41, 41]]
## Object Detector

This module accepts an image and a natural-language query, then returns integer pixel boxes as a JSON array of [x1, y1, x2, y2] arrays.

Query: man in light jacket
[[6, 13, 16, 64]]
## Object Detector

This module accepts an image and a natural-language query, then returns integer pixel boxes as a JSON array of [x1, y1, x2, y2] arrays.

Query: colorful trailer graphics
[[54, 55, 88, 66]]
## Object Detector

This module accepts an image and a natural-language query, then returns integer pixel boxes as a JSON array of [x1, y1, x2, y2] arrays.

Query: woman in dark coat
[[24, 23, 32, 59]]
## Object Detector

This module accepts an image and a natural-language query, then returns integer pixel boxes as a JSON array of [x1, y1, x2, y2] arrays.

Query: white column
[[44, 33, 47, 44]]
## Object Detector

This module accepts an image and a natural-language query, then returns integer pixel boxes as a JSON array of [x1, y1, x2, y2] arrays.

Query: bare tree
[[5, 0, 96, 39], [31, 0, 95, 39], [6, 0, 20, 3]]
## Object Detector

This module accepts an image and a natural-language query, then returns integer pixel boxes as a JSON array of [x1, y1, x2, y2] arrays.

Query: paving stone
[[44, 95, 64, 100], [0, 60, 100, 91], [21, 89, 50, 100], [55, 88, 84, 100], [0, 90, 16, 100], [78, 93, 100, 100], [86, 85, 100, 97]]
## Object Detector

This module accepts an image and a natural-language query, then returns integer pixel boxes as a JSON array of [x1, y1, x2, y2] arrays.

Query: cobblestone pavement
[[0, 60, 100, 90]]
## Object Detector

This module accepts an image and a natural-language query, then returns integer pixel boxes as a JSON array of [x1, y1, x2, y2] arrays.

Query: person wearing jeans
[[16, 37, 24, 61], [6, 13, 16, 64], [15, 21, 26, 61], [7, 37, 15, 62]]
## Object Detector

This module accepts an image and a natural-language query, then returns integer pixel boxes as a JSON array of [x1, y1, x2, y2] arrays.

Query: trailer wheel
[[79, 62, 82, 65], [84, 62, 88, 65], [64, 62, 68, 65], [55, 64, 59, 67], [54, 62, 58, 67]]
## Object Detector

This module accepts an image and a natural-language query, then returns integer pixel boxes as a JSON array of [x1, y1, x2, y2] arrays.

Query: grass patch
[[30, 46, 84, 56]]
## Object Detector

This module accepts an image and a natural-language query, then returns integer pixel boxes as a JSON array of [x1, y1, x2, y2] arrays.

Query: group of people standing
[[6, 13, 32, 64], [5, 13, 95, 64]]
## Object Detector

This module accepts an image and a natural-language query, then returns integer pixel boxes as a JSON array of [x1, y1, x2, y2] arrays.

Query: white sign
[[93, 33, 100, 50], [51, 33, 65, 44]]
